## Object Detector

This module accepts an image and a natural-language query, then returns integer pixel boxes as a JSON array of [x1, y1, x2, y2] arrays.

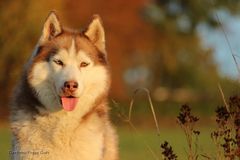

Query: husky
[[10, 11, 118, 160]]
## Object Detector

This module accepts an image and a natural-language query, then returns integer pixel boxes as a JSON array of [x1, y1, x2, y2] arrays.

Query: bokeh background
[[1, 0, 240, 159]]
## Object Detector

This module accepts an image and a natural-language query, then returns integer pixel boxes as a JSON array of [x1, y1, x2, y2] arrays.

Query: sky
[[197, 9, 240, 79]]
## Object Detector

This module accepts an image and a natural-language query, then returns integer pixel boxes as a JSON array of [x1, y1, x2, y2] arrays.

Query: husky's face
[[28, 12, 110, 112], [50, 40, 93, 98]]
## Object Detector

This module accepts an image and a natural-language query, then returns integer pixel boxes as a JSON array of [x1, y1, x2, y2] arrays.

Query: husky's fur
[[10, 11, 118, 160]]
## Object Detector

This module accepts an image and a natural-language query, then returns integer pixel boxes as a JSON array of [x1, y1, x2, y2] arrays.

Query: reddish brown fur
[[34, 30, 107, 65]]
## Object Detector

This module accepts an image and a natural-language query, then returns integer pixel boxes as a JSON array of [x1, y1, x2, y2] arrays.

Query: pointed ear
[[40, 11, 62, 43], [84, 15, 106, 53]]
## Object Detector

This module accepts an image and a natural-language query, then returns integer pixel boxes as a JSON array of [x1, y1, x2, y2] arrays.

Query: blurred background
[[1, 0, 240, 159]]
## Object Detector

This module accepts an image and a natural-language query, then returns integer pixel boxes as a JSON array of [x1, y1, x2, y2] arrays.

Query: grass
[[119, 127, 215, 160], [0, 127, 11, 160], [0, 126, 216, 160]]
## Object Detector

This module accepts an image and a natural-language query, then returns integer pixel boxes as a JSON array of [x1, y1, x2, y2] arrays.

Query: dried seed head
[[160, 141, 178, 160], [177, 104, 199, 125]]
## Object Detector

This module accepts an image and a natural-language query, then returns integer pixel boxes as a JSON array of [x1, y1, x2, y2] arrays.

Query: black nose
[[63, 81, 78, 92]]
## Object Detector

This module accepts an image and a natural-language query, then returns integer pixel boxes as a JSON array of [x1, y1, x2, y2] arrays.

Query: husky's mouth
[[60, 96, 79, 111]]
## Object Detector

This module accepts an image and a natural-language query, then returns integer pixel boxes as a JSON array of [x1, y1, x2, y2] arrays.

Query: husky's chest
[[12, 112, 105, 160]]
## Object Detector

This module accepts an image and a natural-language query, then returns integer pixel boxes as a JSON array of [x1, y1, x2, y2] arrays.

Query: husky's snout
[[60, 80, 80, 111], [62, 80, 78, 96]]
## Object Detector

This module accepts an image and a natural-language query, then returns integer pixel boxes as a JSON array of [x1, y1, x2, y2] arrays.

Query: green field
[[119, 127, 215, 159], [0, 127, 11, 160], [0, 127, 216, 160]]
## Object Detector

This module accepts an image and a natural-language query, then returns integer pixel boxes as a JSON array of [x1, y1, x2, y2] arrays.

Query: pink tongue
[[61, 97, 79, 111]]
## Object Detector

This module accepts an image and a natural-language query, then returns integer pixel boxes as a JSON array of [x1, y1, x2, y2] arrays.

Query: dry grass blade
[[200, 154, 211, 159], [218, 83, 234, 120], [217, 83, 230, 113], [112, 96, 160, 160], [128, 87, 160, 136]]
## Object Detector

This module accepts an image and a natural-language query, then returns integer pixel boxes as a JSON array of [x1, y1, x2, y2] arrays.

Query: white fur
[[12, 109, 105, 160], [30, 61, 60, 112]]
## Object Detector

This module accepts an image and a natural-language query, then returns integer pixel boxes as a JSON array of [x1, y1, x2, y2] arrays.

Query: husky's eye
[[53, 59, 64, 66], [80, 62, 89, 68]]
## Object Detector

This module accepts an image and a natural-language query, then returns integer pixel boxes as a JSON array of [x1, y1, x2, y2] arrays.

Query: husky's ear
[[84, 15, 106, 53], [40, 11, 62, 43]]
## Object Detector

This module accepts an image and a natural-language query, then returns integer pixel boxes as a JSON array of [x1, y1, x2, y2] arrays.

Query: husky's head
[[28, 11, 110, 112]]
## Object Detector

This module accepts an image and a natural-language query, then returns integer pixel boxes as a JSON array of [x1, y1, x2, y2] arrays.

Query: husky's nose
[[63, 81, 78, 92]]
